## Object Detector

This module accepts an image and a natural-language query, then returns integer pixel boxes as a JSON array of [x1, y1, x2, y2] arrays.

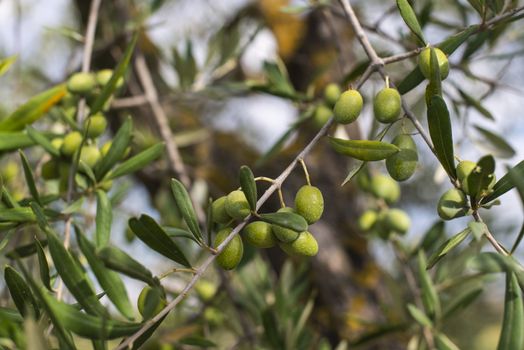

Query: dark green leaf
[[19, 150, 41, 205], [95, 190, 112, 248], [498, 272, 524, 350], [4, 265, 40, 318], [396, 0, 427, 45], [170, 178, 202, 242], [107, 142, 164, 180], [467, 155, 496, 201], [262, 308, 284, 349], [468, 252, 524, 290], [0, 307, 23, 323], [417, 251, 441, 320], [443, 287, 483, 319], [35, 238, 52, 291], [129, 215, 191, 267], [179, 336, 217, 347], [328, 137, 399, 161], [76, 227, 134, 320], [427, 228, 470, 269], [458, 88, 494, 120], [239, 165, 257, 211], [131, 315, 167, 350], [482, 160, 524, 203], [474, 125, 515, 159], [462, 31, 491, 61], [427, 96, 456, 178], [26, 126, 60, 157], [95, 117, 133, 180], [412, 221, 446, 256], [98, 246, 157, 286], [164, 226, 201, 244], [0, 207, 36, 222], [6, 239, 48, 259], [259, 212, 308, 232]]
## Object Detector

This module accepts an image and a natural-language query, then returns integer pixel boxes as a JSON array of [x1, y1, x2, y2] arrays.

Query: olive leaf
[[19, 150, 41, 205], [411, 221, 445, 257], [26, 126, 60, 157], [482, 160, 524, 204], [457, 88, 494, 120], [35, 238, 52, 291], [0, 131, 38, 151], [6, 239, 48, 259], [328, 137, 399, 161], [427, 227, 470, 269], [98, 246, 157, 286], [95, 117, 133, 180], [497, 272, 524, 350], [0, 207, 36, 222], [95, 190, 112, 248], [467, 155, 496, 202], [474, 125, 515, 159], [427, 96, 456, 179], [467, 252, 524, 290], [396, 0, 427, 45], [417, 251, 441, 320], [442, 288, 483, 320], [107, 142, 165, 180], [170, 178, 203, 242], [259, 212, 308, 233], [4, 265, 40, 318], [239, 165, 257, 211], [406, 303, 433, 327]]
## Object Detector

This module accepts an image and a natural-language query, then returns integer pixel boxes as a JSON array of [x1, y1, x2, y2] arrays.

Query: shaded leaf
[[468, 252, 524, 290], [19, 150, 41, 205], [35, 238, 52, 291], [497, 272, 524, 350], [435, 333, 460, 350], [406, 303, 432, 327], [179, 337, 216, 347], [95, 117, 133, 180], [482, 160, 524, 203], [427, 96, 456, 178], [329, 137, 399, 161], [108, 143, 164, 180], [239, 165, 257, 211], [397, 0, 427, 45], [6, 239, 48, 259], [259, 212, 308, 232], [467, 155, 496, 201], [474, 125, 515, 159], [26, 126, 60, 157], [427, 228, 470, 269], [443, 287, 483, 319], [98, 246, 157, 286], [170, 178, 202, 242], [4, 265, 40, 318], [95, 190, 112, 248], [417, 251, 441, 320]]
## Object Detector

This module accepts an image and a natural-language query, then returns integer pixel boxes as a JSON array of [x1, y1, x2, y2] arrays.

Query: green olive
[[373, 87, 401, 123], [384, 208, 410, 234], [1, 161, 19, 182], [358, 210, 378, 232], [324, 83, 341, 107], [79, 145, 101, 168], [243, 221, 277, 248], [96, 69, 124, 89], [211, 196, 232, 224], [67, 72, 96, 95], [418, 47, 449, 80], [370, 174, 400, 204], [294, 185, 324, 224], [437, 188, 468, 220], [386, 134, 418, 181], [214, 227, 244, 270], [83, 113, 107, 138], [312, 104, 332, 129], [333, 89, 363, 124], [279, 231, 318, 257], [51, 138, 64, 150], [457, 160, 476, 194], [61, 131, 83, 157], [225, 190, 250, 220], [41, 159, 60, 180], [99, 180, 113, 191], [137, 286, 166, 319], [271, 207, 301, 243], [195, 280, 217, 302]]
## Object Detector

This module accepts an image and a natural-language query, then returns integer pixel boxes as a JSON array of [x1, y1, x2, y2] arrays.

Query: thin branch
[[111, 95, 148, 109]]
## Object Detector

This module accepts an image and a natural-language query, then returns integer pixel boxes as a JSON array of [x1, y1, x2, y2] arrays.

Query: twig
[[111, 95, 148, 109]]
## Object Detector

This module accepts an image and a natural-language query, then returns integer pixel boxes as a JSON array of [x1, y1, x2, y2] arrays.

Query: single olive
[[41, 159, 60, 180], [137, 286, 166, 319], [437, 188, 468, 220], [386, 134, 418, 181], [358, 210, 378, 232], [294, 185, 324, 224], [373, 87, 401, 123], [418, 47, 449, 80], [1, 161, 19, 182], [211, 196, 232, 224], [195, 280, 217, 302], [79, 145, 101, 168], [384, 208, 411, 234], [271, 207, 301, 243], [83, 113, 107, 138], [311, 104, 332, 129], [225, 190, 251, 220], [67, 72, 96, 95], [279, 231, 318, 257], [50, 138, 64, 151], [96, 69, 124, 89], [324, 83, 341, 107], [370, 174, 400, 204], [243, 221, 277, 248], [214, 227, 244, 270], [333, 89, 363, 124], [61, 131, 83, 157]]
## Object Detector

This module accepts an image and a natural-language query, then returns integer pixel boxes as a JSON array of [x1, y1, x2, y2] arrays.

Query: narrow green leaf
[[435, 333, 460, 350], [468, 252, 524, 290], [95, 190, 112, 248], [406, 303, 433, 327], [164, 226, 201, 244], [0, 306, 24, 323], [35, 238, 52, 291], [129, 215, 191, 267], [468, 221, 487, 241], [0, 131, 37, 151], [412, 221, 446, 257], [26, 126, 60, 157], [90, 33, 137, 114], [131, 315, 167, 350], [0, 207, 36, 222], [396, 0, 427, 45], [0, 55, 17, 77], [107, 142, 164, 180], [4, 265, 40, 318], [259, 212, 308, 232], [95, 117, 133, 180], [427, 96, 456, 178], [427, 228, 470, 269], [328, 137, 399, 161], [179, 337, 217, 347], [398, 67, 426, 95], [458, 88, 494, 120], [482, 160, 524, 203], [98, 246, 157, 286], [0, 84, 66, 131], [239, 165, 257, 211], [19, 150, 41, 205], [76, 227, 134, 320], [417, 251, 441, 320], [474, 125, 515, 159], [6, 239, 48, 259], [497, 272, 524, 350], [170, 178, 203, 242], [341, 160, 366, 186], [443, 288, 483, 319]]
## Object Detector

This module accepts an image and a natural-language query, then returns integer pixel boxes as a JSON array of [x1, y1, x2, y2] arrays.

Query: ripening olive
[[279, 231, 318, 257], [370, 174, 400, 204], [333, 89, 363, 124], [324, 83, 341, 108], [41, 159, 60, 180], [96, 69, 124, 89], [294, 185, 324, 224], [61, 131, 83, 157], [211, 196, 232, 224], [67, 72, 96, 95], [272, 207, 301, 243], [137, 286, 166, 319], [214, 227, 244, 270], [243, 221, 277, 248], [83, 113, 107, 138], [195, 280, 217, 302], [79, 145, 101, 168], [418, 47, 449, 80], [386, 134, 418, 181], [225, 190, 250, 220], [312, 105, 332, 129], [373, 87, 401, 123], [384, 208, 411, 234], [437, 188, 468, 220], [51, 138, 64, 150], [1, 161, 19, 182], [358, 210, 378, 232]]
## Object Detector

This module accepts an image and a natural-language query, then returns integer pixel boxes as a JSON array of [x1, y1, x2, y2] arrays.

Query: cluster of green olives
[[357, 171, 411, 239], [211, 185, 324, 270]]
